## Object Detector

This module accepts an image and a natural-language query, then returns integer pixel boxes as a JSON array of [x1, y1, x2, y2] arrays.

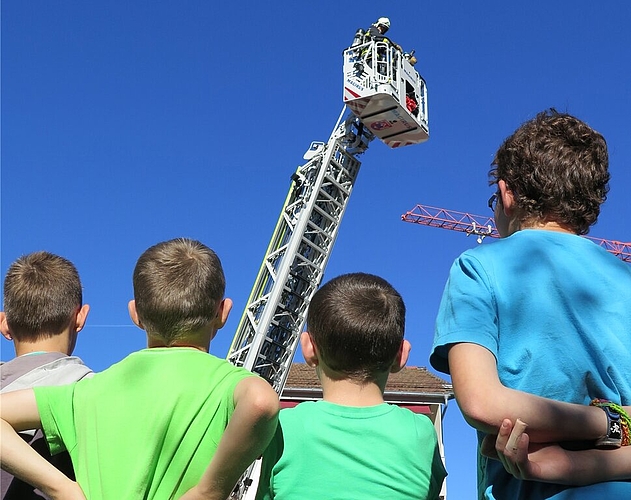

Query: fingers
[[483, 419, 532, 476], [495, 419, 513, 453], [506, 419, 528, 452], [496, 418, 531, 478], [482, 418, 523, 460]]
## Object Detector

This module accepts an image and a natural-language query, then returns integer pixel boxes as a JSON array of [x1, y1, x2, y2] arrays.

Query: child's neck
[[14, 332, 74, 357], [150, 343, 208, 352], [147, 338, 209, 352], [320, 371, 387, 407], [146, 328, 215, 353]]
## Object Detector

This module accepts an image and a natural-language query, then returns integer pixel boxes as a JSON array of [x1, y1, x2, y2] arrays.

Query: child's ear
[[498, 180, 515, 217], [74, 304, 90, 333], [300, 331, 319, 367], [390, 339, 411, 373], [215, 298, 233, 329], [0, 312, 12, 341], [128, 300, 143, 329]]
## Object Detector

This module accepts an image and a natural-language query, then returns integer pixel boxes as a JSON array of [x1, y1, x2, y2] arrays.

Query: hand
[[487, 419, 581, 484]]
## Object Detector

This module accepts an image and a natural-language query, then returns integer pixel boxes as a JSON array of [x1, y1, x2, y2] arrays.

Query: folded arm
[[0, 389, 86, 500], [448, 343, 614, 443], [179, 376, 280, 500], [486, 418, 631, 484]]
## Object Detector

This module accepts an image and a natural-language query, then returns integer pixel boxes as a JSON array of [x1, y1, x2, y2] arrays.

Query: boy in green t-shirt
[[0, 238, 279, 500], [255, 272, 447, 500]]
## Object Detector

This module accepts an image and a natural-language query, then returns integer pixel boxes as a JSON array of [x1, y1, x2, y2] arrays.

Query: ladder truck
[[226, 31, 429, 498]]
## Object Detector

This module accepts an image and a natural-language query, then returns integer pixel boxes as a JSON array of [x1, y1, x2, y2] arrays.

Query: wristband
[[590, 399, 631, 449]]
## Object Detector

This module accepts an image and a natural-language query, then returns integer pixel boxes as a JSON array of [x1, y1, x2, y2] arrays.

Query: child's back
[[1, 239, 279, 500], [35, 347, 254, 498], [264, 400, 444, 499], [257, 272, 446, 500]]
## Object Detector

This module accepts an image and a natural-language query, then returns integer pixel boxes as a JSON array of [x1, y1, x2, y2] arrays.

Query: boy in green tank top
[[255, 272, 447, 500], [0, 238, 280, 500]]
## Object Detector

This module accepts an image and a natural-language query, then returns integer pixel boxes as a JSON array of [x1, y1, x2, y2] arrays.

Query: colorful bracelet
[[590, 399, 631, 448]]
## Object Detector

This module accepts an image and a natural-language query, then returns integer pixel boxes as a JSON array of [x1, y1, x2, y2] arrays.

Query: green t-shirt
[[34, 348, 254, 500], [256, 401, 447, 500]]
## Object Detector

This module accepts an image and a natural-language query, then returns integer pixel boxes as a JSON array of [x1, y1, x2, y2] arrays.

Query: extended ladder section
[[343, 37, 429, 148], [227, 33, 430, 498], [227, 109, 374, 393]]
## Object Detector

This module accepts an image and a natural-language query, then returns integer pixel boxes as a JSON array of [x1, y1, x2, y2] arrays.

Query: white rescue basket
[[343, 38, 429, 148]]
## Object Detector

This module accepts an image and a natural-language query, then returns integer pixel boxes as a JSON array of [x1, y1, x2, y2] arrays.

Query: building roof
[[283, 363, 453, 401]]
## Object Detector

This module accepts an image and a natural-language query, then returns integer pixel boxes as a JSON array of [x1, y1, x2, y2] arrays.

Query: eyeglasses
[[488, 193, 498, 212]]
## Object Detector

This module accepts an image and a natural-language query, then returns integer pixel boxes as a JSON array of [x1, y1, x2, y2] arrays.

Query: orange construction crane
[[402, 203, 631, 263]]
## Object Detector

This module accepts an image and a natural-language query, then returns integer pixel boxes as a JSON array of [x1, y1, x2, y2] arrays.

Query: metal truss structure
[[227, 109, 374, 392], [402, 203, 631, 263]]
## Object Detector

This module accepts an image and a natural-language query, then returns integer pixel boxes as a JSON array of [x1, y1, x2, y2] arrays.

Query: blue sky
[[2, 1, 630, 497]]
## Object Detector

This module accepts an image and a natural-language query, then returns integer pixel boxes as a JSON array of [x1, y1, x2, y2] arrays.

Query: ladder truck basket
[[343, 37, 429, 148]]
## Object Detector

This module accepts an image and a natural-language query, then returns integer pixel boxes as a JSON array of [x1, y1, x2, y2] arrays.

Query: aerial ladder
[[227, 33, 429, 391], [226, 31, 429, 498], [402, 203, 631, 263]]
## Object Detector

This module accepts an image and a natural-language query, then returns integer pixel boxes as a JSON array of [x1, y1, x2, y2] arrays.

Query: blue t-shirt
[[431, 230, 631, 499]]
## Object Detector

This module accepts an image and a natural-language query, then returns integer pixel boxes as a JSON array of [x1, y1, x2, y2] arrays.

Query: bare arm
[[0, 390, 86, 500], [485, 419, 631, 484], [449, 343, 610, 443], [179, 377, 280, 500]]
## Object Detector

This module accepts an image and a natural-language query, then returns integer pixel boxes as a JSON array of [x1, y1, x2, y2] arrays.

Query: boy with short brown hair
[[1, 238, 279, 500], [1, 251, 92, 499], [256, 272, 446, 500]]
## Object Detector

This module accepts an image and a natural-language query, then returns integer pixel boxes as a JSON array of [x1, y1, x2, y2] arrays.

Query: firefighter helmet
[[376, 17, 390, 30]]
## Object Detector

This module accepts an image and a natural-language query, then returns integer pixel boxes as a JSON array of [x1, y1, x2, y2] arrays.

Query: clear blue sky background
[[2, 1, 630, 498]]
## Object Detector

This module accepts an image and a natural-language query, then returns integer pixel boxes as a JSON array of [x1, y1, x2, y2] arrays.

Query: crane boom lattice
[[402, 203, 631, 263]]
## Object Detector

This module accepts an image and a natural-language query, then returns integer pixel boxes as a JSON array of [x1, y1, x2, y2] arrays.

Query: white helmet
[[376, 17, 390, 30]]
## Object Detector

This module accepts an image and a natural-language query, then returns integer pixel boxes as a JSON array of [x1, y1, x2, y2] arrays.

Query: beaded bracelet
[[590, 399, 631, 448]]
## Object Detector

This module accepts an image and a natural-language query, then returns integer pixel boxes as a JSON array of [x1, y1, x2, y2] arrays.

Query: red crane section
[[402, 203, 631, 263]]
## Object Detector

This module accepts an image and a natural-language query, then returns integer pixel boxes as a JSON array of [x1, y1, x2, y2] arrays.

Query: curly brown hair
[[490, 109, 609, 235]]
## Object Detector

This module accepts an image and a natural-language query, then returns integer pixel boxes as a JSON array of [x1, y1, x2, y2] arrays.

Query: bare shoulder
[[1, 388, 42, 430], [233, 376, 280, 415]]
